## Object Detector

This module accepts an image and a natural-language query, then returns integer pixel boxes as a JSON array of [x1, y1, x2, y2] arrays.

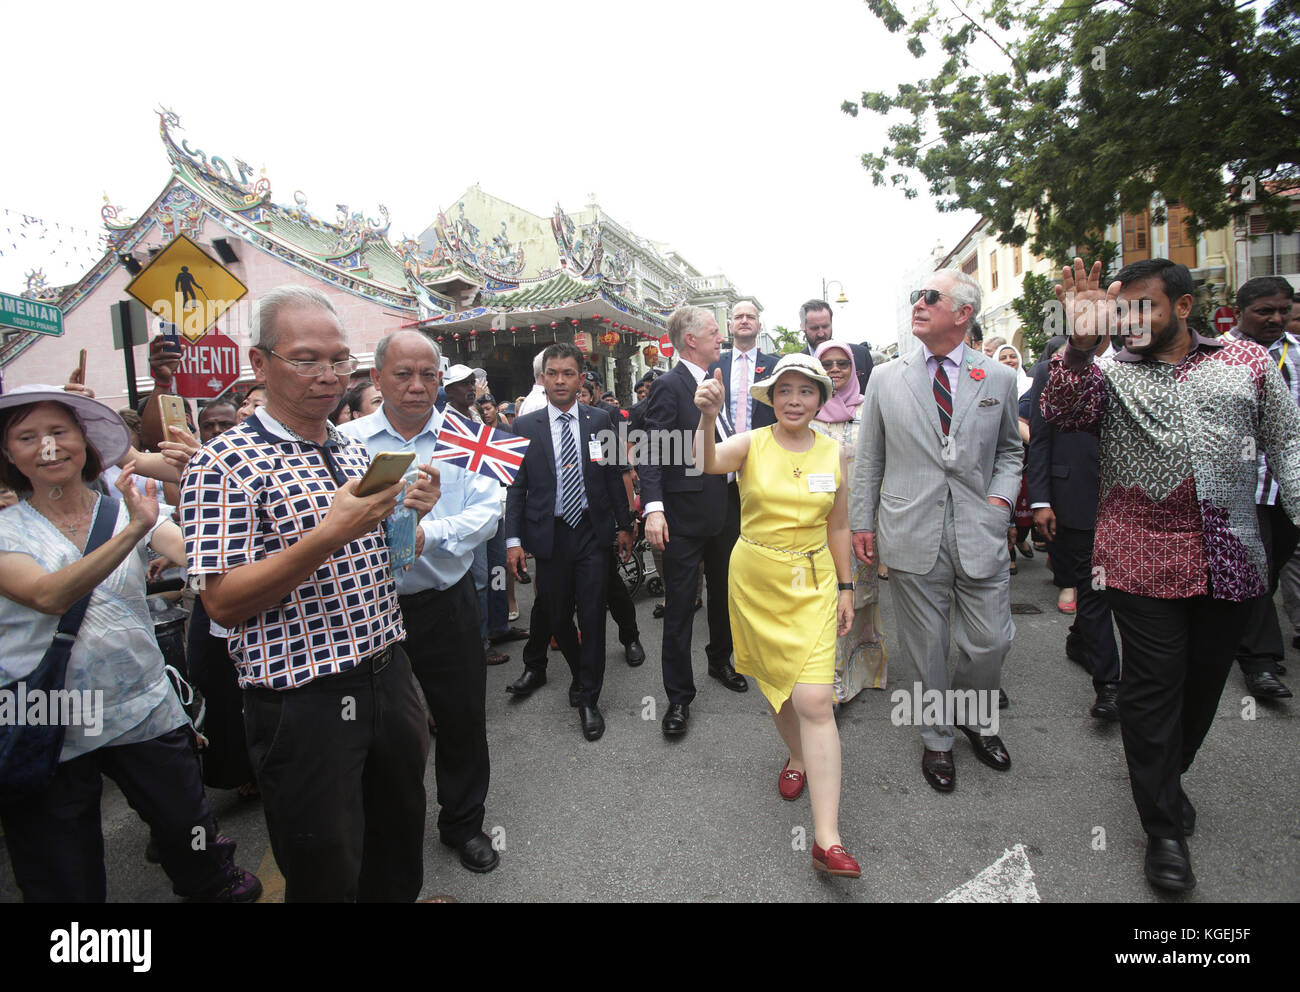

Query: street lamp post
[[822, 279, 848, 304]]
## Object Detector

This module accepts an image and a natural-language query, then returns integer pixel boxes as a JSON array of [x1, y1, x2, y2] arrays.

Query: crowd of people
[[1, 265, 1297, 900]]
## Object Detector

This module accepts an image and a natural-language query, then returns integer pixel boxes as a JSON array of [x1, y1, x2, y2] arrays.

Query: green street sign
[[0, 290, 63, 336]]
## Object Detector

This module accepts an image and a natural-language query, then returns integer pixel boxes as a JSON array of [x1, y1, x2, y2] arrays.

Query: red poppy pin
[[755, 366, 766, 375], [969, 367, 986, 381]]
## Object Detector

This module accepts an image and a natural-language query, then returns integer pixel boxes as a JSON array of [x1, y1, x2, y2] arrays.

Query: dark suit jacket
[[638, 361, 732, 538], [1026, 360, 1100, 529], [708, 349, 779, 430], [505, 403, 631, 559], [804, 340, 874, 394]]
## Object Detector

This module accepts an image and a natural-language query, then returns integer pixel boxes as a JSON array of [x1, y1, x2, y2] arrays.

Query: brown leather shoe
[[922, 748, 955, 792]]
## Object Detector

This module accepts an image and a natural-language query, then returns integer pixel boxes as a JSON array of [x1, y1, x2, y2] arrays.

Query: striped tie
[[557, 412, 586, 528], [933, 360, 953, 436]]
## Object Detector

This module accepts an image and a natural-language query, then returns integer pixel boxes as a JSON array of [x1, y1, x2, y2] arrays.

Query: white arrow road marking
[[937, 843, 1040, 903]]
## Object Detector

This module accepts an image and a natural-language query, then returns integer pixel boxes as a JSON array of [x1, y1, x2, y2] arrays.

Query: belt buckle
[[371, 647, 392, 673]]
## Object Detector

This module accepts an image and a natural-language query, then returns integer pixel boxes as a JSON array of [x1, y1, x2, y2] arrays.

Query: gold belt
[[739, 535, 828, 588]]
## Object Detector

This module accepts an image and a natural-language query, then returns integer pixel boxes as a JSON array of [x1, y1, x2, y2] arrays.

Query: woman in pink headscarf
[[809, 341, 886, 702]]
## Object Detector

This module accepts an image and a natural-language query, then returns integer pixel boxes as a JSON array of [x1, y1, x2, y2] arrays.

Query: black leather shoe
[[443, 832, 500, 874], [653, 603, 666, 619], [998, 688, 1009, 709], [625, 639, 645, 666], [1244, 670, 1293, 699], [708, 664, 748, 693], [1144, 835, 1195, 892], [921, 748, 955, 792], [662, 703, 689, 737], [1180, 788, 1196, 837], [579, 704, 605, 741], [958, 726, 1011, 771], [1090, 683, 1120, 720], [489, 626, 530, 644], [568, 682, 580, 707], [505, 669, 546, 696]]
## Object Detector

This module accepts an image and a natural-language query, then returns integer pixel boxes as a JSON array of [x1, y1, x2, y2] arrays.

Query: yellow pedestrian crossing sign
[[125, 234, 247, 344]]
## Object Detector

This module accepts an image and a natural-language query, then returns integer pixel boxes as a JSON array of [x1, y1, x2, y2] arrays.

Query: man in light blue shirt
[[339, 330, 503, 874]]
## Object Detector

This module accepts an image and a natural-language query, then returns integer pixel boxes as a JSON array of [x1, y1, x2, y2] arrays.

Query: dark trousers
[[1, 726, 233, 902], [534, 517, 609, 706], [399, 574, 490, 847], [606, 545, 639, 645], [1106, 590, 1247, 839], [243, 645, 429, 902], [187, 595, 253, 790], [1050, 526, 1120, 686], [1236, 503, 1298, 674], [662, 482, 740, 705]]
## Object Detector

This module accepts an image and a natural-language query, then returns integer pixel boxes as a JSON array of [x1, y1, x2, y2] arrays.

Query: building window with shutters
[[1165, 200, 1197, 268], [1013, 246, 1023, 276], [1248, 214, 1300, 278], [989, 250, 999, 290], [962, 254, 978, 276], [1122, 210, 1151, 263]]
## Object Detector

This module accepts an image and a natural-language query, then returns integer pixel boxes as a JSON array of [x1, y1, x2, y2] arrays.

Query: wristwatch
[[837, 582, 853, 591]]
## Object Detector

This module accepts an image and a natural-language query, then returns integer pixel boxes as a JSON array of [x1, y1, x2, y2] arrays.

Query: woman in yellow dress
[[695, 353, 860, 878], [809, 340, 887, 701]]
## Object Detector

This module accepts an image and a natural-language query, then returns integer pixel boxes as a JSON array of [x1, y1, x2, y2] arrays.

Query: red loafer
[[778, 758, 806, 801], [812, 842, 861, 878]]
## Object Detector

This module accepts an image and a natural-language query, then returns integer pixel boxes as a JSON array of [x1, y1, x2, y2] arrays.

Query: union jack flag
[[432, 410, 530, 485]]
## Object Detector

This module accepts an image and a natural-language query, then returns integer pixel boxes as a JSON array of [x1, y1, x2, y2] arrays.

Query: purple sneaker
[[192, 861, 263, 903]]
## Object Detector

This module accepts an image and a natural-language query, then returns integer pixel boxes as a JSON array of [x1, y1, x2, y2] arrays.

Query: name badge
[[807, 473, 836, 493], [588, 438, 604, 462]]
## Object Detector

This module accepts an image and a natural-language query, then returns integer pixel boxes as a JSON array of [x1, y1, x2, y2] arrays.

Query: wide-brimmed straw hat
[[0, 384, 132, 465], [748, 353, 834, 408]]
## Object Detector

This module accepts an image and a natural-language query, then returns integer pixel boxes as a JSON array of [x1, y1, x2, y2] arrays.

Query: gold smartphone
[[158, 394, 188, 440], [355, 451, 415, 496], [75, 349, 87, 384]]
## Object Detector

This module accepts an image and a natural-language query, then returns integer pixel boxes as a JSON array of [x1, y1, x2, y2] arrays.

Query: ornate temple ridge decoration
[[551, 204, 602, 279], [20, 269, 59, 302], [424, 203, 528, 285], [158, 108, 269, 208]]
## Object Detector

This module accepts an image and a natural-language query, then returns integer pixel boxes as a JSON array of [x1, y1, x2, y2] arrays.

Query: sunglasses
[[820, 359, 852, 370], [910, 289, 954, 306]]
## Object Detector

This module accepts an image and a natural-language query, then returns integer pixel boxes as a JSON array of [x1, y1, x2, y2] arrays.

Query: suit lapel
[[949, 349, 989, 436], [904, 349, 945, 441], [533, 409, 556, 483]]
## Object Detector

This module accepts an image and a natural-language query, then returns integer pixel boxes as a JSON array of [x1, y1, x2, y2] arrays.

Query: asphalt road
[[2, 547, 1296, 903]]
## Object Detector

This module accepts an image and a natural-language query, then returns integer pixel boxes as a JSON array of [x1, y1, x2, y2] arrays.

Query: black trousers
[[1, 726, 233, 902], [1235, 503, 1298, 675], [605, 544, 639, 645], [1106, 590, 1247, 839], [1050, 526, 1120, 686], [661, 482, 740, 705], [243, 645, 429, 902], [187, 595, 253, 790], [399, 574, 490, 847], [534, 517, 609, 706]]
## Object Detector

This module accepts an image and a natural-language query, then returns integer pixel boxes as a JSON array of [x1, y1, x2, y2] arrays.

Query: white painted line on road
[[937, 843, 1040, 903]]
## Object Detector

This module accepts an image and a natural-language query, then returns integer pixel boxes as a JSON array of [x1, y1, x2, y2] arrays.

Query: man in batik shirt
[[1042, 258, 1300, 894]]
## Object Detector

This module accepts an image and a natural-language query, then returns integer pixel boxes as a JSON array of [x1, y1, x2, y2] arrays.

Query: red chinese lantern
[[590, 312, 601, 320], [470, 329, 478, 336], [530, 325, 538, 331], [550, 321, 558, 329], [600, 329, 620, 347], [509, 326, 517, 332], [643, 345, 659, 362], [570, 318, 579, 326], [602, 316, 611, 323]]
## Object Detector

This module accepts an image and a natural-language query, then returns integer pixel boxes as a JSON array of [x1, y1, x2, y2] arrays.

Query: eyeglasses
[[264, 349, 360, 377], [910, 289, 955, 306], [820, 359, 852, 370]]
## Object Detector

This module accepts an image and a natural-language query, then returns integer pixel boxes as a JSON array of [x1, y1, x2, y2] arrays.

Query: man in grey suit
[[852, 268, 1023, 792]]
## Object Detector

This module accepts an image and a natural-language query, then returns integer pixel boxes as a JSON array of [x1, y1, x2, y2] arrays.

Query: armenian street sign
[[0, 290, 63, 336], [125, 234, 247, 344], [173, 332, 241, 399]]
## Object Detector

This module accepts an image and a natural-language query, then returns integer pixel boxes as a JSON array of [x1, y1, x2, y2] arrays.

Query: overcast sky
[[1, 0, 982, 350]]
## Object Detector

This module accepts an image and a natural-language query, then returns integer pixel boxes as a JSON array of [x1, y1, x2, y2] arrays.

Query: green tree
[[843, 0, 1300, 263], [771, 324, 807, 355], [1009, 272, 1059, 362]]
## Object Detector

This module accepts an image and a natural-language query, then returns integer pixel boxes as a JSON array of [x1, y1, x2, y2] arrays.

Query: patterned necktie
[[557, 411, 585, 528], [933, 359, 953, 436], [735, 354, 749, 432]]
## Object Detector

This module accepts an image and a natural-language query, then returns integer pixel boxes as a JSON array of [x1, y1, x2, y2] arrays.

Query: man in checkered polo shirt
[[180, 286, 440, 902]]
